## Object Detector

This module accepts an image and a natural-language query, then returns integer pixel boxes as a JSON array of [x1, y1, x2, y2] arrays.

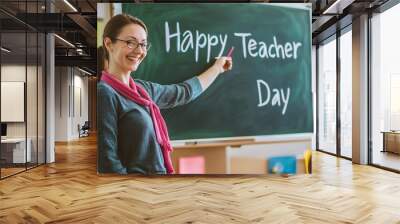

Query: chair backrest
[[81, 121, 90, 130]]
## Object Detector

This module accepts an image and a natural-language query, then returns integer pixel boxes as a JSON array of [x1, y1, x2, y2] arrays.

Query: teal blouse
[[97, 77, 203, 175]]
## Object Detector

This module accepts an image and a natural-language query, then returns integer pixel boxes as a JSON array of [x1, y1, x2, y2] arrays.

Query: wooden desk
[[172, 140, 310, 174], [382, 131, 400, 154]]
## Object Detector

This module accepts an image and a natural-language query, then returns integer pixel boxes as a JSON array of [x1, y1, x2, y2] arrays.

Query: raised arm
[[197, 56, 232, 91], [135, 77, 203, 109], [136, 56, 232, 109]]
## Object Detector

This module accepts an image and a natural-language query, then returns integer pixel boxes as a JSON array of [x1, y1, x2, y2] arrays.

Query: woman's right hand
[[212, 56, 233, 75]]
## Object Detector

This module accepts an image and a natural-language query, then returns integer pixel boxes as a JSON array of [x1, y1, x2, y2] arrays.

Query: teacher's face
[[109, 24, 147, 73]]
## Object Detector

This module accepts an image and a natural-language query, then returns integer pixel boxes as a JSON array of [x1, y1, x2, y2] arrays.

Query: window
[[371, 3, 400, 171], [318, 36, 337, 154], [339, 28, 352, 158]]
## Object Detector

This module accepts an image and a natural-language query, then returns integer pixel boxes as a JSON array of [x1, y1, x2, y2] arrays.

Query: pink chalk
[[226, 47, 235, 57]]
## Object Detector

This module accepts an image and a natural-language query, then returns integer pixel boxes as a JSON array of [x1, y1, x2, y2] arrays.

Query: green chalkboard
[[122, 3, 313, 140]]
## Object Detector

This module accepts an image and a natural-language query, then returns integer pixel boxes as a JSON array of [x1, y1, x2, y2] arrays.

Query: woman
[[98, 14, 232, 175]]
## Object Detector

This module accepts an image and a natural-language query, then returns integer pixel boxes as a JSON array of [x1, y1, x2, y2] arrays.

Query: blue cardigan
[[97, 77, 203, 174]]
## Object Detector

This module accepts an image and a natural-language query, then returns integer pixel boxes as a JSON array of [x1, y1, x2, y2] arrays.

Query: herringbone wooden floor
[[1, 135, 400, 224]]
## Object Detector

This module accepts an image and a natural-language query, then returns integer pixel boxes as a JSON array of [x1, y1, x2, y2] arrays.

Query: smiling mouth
[[127, 56, 140, 63]]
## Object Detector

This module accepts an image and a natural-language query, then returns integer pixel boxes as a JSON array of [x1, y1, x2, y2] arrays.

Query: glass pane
[[371, 3, 400, 171], [340, 29, 352, 158], [27, 31, 38, 169], [38, 32, 45, 165], [1, 1, 46, 178], [318, 37, 337, 154], [1, 21, 27, 177]]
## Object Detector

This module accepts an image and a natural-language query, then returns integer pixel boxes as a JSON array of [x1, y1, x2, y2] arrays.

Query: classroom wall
[[54, 67, 89, 141]]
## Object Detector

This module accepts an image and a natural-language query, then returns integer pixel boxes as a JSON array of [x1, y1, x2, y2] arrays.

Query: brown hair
[[102, 14, 148, 60], [97, 46, 105, 82]]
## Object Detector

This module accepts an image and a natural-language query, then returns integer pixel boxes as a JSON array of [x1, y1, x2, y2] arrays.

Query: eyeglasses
[[113, 38, 151, 51]]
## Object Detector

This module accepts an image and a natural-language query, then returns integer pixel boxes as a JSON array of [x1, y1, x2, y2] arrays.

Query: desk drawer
[[0, 140, 31, 164], [0, 145, 14, 163]]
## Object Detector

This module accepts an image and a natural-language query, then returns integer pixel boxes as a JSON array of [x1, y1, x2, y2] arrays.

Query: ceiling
[[0, 0, 97, 74], [0, 0, 392, 75]]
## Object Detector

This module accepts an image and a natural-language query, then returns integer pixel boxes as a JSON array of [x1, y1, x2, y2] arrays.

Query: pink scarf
[[101, 71, 174, 174]]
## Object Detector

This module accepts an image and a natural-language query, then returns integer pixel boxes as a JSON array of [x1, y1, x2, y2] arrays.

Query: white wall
[[55, 67, 69, 141], [1, 65, 26, 139], [1, 64, 46, 164], [72, 72, 89, 138], [54, 67, 89, 141], [1, 65, 26, 82], [1, 65, 34, 137]]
